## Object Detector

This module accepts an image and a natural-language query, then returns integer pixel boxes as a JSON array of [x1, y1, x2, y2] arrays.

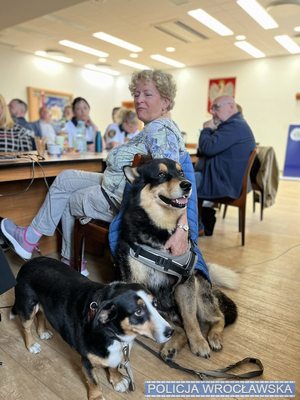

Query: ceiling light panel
[[35, 50, 73, 63], [59, 40, 108, 58], [234, 41, 265, 58], [150, 54, 185, 68], [187, 9, 234, 36], [118, 59, 150, 70], [93, 32, 142, 52], [236, 0, 278, 29], [84, 64, 120, 76], [274, 35, 300, 54]]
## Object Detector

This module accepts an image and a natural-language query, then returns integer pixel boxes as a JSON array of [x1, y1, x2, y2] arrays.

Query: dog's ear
[[96, 301, 118, 324], [123, 165, 140, 184]]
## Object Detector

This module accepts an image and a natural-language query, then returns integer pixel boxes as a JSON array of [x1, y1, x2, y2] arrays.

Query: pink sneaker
[[1, 218, 36, 260]]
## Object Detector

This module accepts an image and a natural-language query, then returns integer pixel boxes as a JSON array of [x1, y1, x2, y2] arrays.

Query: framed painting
[[27, 87, 73, 123], [207, 77, 236, 112]]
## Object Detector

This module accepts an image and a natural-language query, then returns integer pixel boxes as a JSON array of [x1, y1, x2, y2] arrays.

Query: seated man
[[195, 96, 256, 234]]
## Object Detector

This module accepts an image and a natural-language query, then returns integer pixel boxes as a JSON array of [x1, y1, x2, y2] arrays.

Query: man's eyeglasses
[[210, 102, 233, 112]]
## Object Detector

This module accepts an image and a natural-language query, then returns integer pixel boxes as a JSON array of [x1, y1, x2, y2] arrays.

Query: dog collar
[[129, 241, 196, 286]]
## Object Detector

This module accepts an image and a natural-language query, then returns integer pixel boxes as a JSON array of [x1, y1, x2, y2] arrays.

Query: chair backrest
[[226, 148, 257, 206]]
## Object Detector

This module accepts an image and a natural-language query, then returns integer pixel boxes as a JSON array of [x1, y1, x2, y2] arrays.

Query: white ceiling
[[1, 0, 300, 74]]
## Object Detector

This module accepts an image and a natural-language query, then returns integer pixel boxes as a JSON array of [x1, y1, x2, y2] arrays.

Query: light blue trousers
[[31, 170, 114, 259]]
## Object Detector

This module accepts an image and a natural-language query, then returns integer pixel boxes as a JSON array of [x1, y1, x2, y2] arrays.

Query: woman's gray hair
[[129, 70, 177, 111]]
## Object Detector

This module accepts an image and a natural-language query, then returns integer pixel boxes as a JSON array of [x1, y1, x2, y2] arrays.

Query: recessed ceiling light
[[98, 57, 107, 63], [274, 35, 300, 54], [35, 50, 73, 63], [294, 26, 300, 33], [188, 9, 233, 36], [84, 64, 120, 76], [236, 35, 246, 40], [236, 0, 278, 30], [118, 59, 150, 70], [129, 53, 139, 58], [59, 40, 109, 58], [150, 54, 185, 68], [93, 32, 142, 52], [234, 41, 265, 58], [166, 47, 176, 52]]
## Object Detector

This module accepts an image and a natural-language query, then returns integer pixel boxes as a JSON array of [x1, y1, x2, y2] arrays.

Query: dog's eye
[[158, 171, 166, 178], [134, 307, 144, 316], [179, 170, 184, 177], [152, 299, 158, 308]]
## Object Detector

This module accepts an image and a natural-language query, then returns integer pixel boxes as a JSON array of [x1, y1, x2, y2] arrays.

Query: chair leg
[[223, 205, 228, 219], [239, 205, 246, 246], [253, 191, 256, 213], [74, 220, 84, 273], [260, 190, 264, 221]]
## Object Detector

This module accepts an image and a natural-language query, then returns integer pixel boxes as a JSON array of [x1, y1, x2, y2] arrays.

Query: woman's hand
[[164, 226, 189, 256]]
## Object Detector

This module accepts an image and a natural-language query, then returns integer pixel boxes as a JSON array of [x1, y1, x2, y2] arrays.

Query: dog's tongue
[[172, 197, 188, 206]]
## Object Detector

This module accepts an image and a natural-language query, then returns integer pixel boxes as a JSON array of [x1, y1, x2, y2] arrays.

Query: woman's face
[[74, 101, 90, 121], [133, 80, 170, 123]]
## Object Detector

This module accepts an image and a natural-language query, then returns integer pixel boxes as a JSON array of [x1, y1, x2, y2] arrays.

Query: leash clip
[[120, 344, 135, 391]]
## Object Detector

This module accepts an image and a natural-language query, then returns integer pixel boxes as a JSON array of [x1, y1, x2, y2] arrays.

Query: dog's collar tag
[[121, 344, 135, 391]]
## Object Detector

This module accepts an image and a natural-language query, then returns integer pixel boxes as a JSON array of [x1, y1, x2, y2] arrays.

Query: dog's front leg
[[21, 306, 42, 354], [174, 281, 211, 358], [108, 367, 130, 392], [82, 357, 106, 400], [160, 325, 187, 360]]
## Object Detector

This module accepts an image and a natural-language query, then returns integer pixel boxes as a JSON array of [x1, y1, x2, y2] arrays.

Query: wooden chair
[[73, 153, 149, 273], [198, 149, 257, 246]]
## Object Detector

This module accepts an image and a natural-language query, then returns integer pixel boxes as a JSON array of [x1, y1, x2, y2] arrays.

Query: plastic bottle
[[95, 131, 103, 153], [74, 120, 87, 152]]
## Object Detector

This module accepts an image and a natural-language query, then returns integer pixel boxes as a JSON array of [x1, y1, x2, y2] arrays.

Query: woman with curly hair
[[1, 70, 208, 279]]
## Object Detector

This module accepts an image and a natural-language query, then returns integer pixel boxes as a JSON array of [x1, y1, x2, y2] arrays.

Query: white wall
[[1, 45, 300, 169]]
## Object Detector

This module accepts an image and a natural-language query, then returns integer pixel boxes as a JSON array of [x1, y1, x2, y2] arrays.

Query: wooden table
[[0, 152, 107, 254]]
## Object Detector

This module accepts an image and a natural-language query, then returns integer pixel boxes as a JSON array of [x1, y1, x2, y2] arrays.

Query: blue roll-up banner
[[283, 124, 300, 178]]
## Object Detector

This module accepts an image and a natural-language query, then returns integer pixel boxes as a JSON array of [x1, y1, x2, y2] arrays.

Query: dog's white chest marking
[[106, 340, 124, 368]]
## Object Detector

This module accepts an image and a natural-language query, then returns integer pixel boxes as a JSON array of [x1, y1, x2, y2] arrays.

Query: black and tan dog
[[11, 257, 172, 400], [116, 158, 238, 361]]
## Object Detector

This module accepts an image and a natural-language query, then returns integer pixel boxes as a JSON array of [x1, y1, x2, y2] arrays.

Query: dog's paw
[[208, 332, 223, 351], [28, 342, 41, 354], [189, 338, 211, 358], [111, 376, 130, 392], [160, 345, 177, 361], [39, 330, 53, 340]]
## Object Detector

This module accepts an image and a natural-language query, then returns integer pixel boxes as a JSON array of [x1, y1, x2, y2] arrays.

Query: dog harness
[[129, 241, 197, 286]]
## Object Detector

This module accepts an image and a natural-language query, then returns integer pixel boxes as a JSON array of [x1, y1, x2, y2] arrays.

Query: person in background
[[195, 95, 256, 235], [0, 69, 209, 281], [65, 97, 97, 151], [55, 104, 74, 133], [8, 99, 34, 135], [0, 94, 34, 152], [123, 110, 140, 142], [105, 109, 140, 149], [112, 106, 121, 123], [31, 106, 57, 145]]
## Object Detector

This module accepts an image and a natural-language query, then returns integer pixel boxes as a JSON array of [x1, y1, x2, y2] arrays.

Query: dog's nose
[[180, 180, 192, 192], [164, 327, 174, 339]]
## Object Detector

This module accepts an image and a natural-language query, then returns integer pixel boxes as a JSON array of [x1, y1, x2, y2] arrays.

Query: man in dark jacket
[[196, 95, 256, 199], [9, 99, 34, 133]]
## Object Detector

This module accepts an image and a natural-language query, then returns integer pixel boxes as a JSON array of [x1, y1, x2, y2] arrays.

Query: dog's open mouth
[[159, 195, 189, 208]]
